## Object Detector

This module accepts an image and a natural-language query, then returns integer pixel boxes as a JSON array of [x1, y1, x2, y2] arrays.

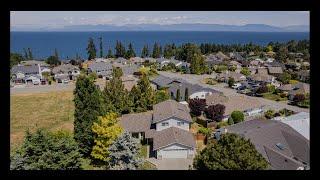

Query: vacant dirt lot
[[10, 91, 74, 150]]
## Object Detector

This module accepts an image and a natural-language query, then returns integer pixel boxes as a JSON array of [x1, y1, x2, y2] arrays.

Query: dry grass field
[[10, 91, 74, 150]]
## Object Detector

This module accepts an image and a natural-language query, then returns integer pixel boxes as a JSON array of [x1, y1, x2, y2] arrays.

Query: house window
[[161, 122, 169, 126], [177, 121, 184, 126]]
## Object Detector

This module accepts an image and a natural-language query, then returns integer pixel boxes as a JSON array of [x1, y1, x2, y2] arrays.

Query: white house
[[120, 100, 196, 159]]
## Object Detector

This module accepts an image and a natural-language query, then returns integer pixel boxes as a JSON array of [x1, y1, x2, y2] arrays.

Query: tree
[[91, 112, 123, 165], [125, 43, 136, 59], [88, 72, 98, 81], [275, 46, 288, 63], [104, 68, 131, 114], [293, 93, 305, 104], [176, 89, 181, 102], [228, 77, 235, 88], [54, 48, 59, 61], [277, 72, 291, 84], [73, 75, 105, 156], [231, 111, 244, 124], [190, 53, 205, 74], [10, 129, 82, 170], [108, 132, 143, 170], [45, 55, 61, 66], [99, 37, 103, 58], [189, 98, 206, 117], [130, 75, 155, 112], [27, 48, 33, 60], [10, 53, 24, 68], [163, 44, 176, 59], [193, 133, 269, 170], [240, 67, 251, 76], [175, 43, 201, 63], [23, 48, 28, 60], [184, 88, 189, 101], [107, 48, 114, 58], [152, 42, 162, 58], [155, 90, 170, 104], [86, 37, 97, 60], [205, 104, 225, 122], [141, 45, 149, 58], [256, 85, 268, 94], [115, 41, 126, 58]]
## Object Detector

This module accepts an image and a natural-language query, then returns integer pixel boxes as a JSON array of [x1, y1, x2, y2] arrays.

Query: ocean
[[10, 31, 309, 60]]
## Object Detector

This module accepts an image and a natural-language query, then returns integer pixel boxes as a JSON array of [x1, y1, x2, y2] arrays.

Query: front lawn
[[139, 144, 148, 158], [138, 161, 157, 170], [203, 78, 218, 85], [261, 93, 287, 101]]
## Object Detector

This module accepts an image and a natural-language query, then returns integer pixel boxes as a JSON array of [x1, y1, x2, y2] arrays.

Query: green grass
[[262, 93, 287, 101], [140, 145, 148, 158], [10, 91, 74, 150], [138, 161, 157, 170]]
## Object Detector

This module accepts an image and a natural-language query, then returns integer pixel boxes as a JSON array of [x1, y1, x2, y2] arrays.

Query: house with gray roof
[[216, 119, 310, 170], [119, 100, 195, 159], [11, 64, 42, 85], [88, 62, 113, 78], [288, 82, 310, 101], [52, 64, 80, 81]]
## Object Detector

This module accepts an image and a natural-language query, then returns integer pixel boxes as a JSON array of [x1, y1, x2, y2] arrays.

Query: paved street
[[147, 158, 193, 170], [158, 71, 309, 113]]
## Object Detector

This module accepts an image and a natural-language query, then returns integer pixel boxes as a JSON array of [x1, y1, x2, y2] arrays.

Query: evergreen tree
[[152, 43, 162, 58], [176, 89, 181, 102], [45, 56, 61, 66], [73, 75, 105, 156], [190, 53, 205, 74], [23, 48, 28, 60], [10, 53, 24, 68], [115, 41, 126, 58], [130, 75, 155, 112], [125, 43, 136, 59], [108, 132, 143, 170], [193, 133, 269, 170], [107, 48, 114, 58], [184, 88, 189, 101], [99, 37, 103, 58], [141, 45, 149, 58], [10, 129, 82, 170], [231, 111, 244, 124], [163, 43, 176, 59], [91, 112, 123, 164], [103, 68, 131, 114], [54, 48, 59, 60], [27, 48, 33, 60], [86, 37, 97, 60], [154, 90, 170, 104]]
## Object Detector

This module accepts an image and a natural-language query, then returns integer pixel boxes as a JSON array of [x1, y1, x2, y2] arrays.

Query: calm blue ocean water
[[10, 31, 309, 59]]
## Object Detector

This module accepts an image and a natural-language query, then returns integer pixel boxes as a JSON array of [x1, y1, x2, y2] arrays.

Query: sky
[[11, 11, 309, 30]]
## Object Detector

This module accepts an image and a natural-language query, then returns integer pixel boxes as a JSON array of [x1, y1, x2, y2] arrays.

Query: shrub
[[231, 111, 244, 124], [240, 67, 251, 76], [280, 93, 287, 98], [198, 127, 211, 136], [217, 121, 228, 129], [264, 109, 275, 119], [205, 104, 226, 122], [267, 84, 275, 93], [189, 98, 206, 117], [227, 117, 234, 125], [228, 77, 235, 88], [256, 85, 268, 94], [48, 80, 52, 85], [293, 94, 305, 103]]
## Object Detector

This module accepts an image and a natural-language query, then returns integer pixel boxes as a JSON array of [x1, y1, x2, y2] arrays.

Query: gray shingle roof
[[151, 75, 180, 88], [11, 65, 40, 75], [88, 62, 112, 72], [52, 64, 79, 74], [288, 83, 310, 96], [224, 119, 310, 170], [268, 66, 283, 74], [119, 111, 153, 133], [152, 100, 192, 124], [153, 127, 196, 150]]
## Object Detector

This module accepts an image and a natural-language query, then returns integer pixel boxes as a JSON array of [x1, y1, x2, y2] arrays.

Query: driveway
[[158, 71, 309, 113], [147, 158, 193, 170]]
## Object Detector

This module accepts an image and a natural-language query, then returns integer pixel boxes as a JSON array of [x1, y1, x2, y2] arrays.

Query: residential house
[[288, 83, 310, 101], [156, 58, 171, 68], [273, 112, 309, 140], [88, 62, 113, 79], [122, 64, 139, 76], [120, 100, 196, 159], [52, 64, 80, 81], [217, 71, 246, 83], [229, 52, 245, 61], [215, 51, 230, 61], [20, 60, 51, 74], [296, 70, 310, 82], [121, 75, 139, 91], [131, 57, 145, 65], [267, 66, 283, 77], [216, 119, 309, 170], [247, 73, 276, 84], [11, 64, 42, 85], [205, 54, 224, 67]]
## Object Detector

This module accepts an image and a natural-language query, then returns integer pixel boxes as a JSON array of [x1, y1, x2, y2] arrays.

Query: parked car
[[62, 79, 69, 84], [232, 83, 242, 89]]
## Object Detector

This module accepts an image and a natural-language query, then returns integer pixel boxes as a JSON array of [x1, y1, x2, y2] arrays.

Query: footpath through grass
[[10, 91, 74, 150]]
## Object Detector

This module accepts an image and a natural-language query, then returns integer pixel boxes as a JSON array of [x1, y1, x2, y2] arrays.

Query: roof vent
[[276, 143, 285, 150]]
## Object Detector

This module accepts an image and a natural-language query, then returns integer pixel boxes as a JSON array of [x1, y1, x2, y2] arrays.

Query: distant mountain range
[[12, 23, 309, 32]]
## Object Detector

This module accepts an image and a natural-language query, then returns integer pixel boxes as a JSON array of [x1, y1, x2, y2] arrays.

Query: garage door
[[161, 149, 188, 159]]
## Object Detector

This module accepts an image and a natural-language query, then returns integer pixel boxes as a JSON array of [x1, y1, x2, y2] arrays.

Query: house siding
[[156, 118, 190, 131]]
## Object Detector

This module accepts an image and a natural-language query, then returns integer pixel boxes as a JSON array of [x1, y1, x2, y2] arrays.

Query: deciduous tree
[[189, 98, 206, 117]]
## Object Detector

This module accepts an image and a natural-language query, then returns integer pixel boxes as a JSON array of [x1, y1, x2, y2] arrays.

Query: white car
[[232, 83, 242, 89], [62, 79, 69, 84]]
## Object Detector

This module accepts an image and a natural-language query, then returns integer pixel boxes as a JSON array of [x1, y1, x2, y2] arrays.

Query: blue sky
[[11, 11, 309, 29]]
